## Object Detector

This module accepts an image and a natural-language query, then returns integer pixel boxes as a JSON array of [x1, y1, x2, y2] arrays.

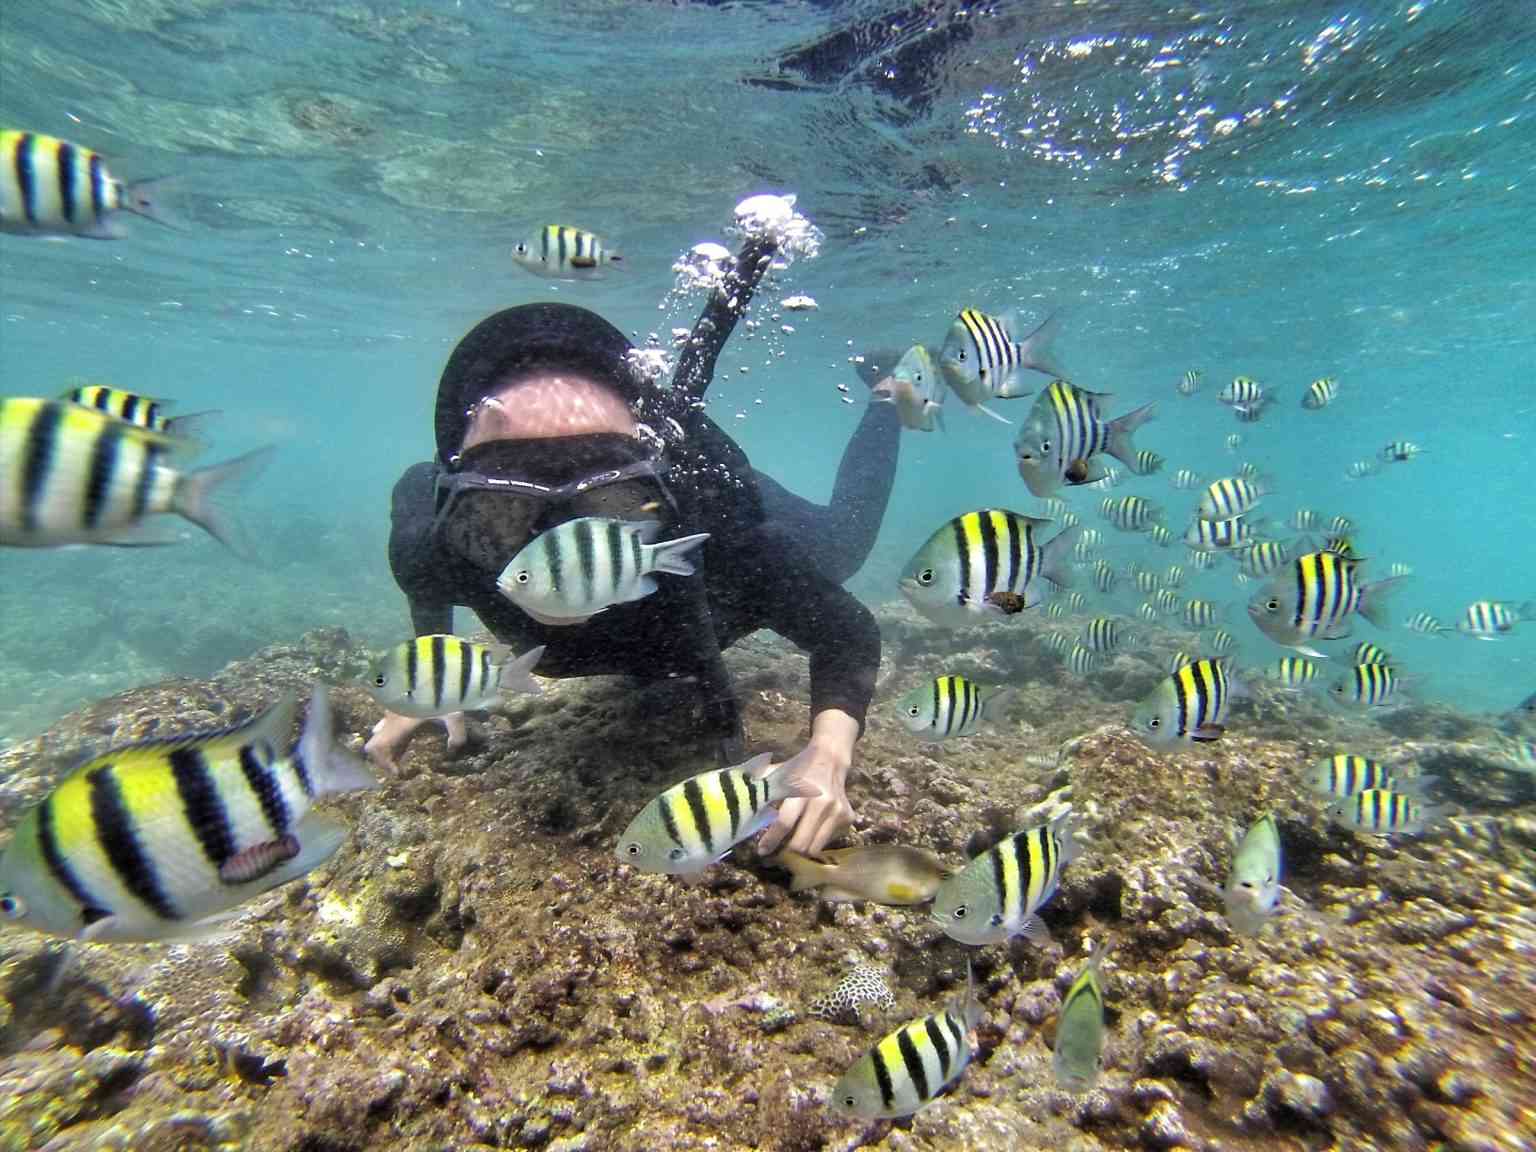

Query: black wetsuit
[[387, 238, 900, 745]]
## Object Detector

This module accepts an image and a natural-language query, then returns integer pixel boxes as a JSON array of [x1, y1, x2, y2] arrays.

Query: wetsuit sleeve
[[670, 233, 780, 407], [388, 462, 455, 637], [717, 523, 881, 733]]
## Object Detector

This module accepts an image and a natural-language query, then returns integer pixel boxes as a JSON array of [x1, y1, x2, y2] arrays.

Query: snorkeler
[[367, 232, 901, 855]]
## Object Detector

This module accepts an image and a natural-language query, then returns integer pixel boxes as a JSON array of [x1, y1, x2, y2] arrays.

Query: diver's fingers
[[441, 712, 468, 751], [757, 798, 804, 856]]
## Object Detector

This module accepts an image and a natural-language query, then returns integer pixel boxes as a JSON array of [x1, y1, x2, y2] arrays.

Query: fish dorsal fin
[[73, 696, 297, 773]]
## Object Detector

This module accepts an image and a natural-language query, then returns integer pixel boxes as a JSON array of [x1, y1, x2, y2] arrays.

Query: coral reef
[[0, 606, 1532, 1151]]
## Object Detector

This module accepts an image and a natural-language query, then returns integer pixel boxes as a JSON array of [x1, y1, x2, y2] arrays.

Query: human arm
[[668, 233, 780, 408]]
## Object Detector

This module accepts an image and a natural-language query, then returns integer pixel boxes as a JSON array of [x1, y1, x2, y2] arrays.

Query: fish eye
[[515, 242, 528, 254], [1266, 598, 1280, 611], [1148, 717, 1161, 728], [958, 350, 967, 361], [373, 674, 386, 687], [625, 843, 642, 857], [515, 571, 532, 585], [1240, 880, 1254, 889], [907, 705, 921, 717], [917, 568, 934, 585], [842, 1095, 857, 1108], [1041, 441, 1052, 453], [667, 847, 686, 862], [952, 904, 968, 920], [0, 894, 23, 919]]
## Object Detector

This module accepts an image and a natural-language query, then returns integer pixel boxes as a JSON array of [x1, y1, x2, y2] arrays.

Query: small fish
[[1322, 534, 1357, 559], [1405, 612, 1453, 635], [897, 676, 1016, 741], [1185, 516, 1258, 552], [0, 130, 169, 238], [1132, 450, 1165, 475], [1012, 380, 1157, 497], [1082, 467, 1123, 490], [1209, 628, 1238, 653], [1191, 548, 1219, 570], [1044, 601, 1067, 619], [1053, 943, 1109, 1092], [1080, 618, 1136, 654], [1063, 591, 1088, 613], [1236, 540, 1292, 579], [511, 225, 622, 279], [1352, 641, 1391, 666], [1134, 658, 1246, 744], [0, 397, 266, 550], [1164, 564, 1185, 588], [1457, 600, 1532, 639], [1233, 397, 1276, 423], [1133, 569, 1162, 594], [939, 308, 1061, 420], [499, 517, 710, 623], [1381, 441, 1423, 462], [1346, 459, 1381, 480], [831, 965, 980, 1118], [365, 635, 544, 718], [1262, 656, 1320, 691], [1225, 433, 1244, 452], [1044, 631, 1071, 653], [931, 812, 1078, 946], [1148, 524, 1178, 548], [899, 509, 1077, 622], [871, 344, 946, 431], [0, 688, 375, 941], [1071, 528, 1102, 560], [1248, 552, 1400, 656], [1066, 643, 1101, 676], [1328, 789, 1444, 836], [775, 845, 950, 905], [1198, 476, 1270, 521], [1039, 497, 1072, 519], [615, 753, 819, 875], [1327, 515, 1355, 536], [1177, 370, 1202, 396], [1305, 754, 1398, 797], [1301, 377, 1338, 409], [1388, 562, 1413, 579], [1238, 461, 1260, 482], [1155, 589, 1183, 615], [1093, 559, 1118, 594], [1220, 376, 1268, 409], [60, 382, 215, 445], [1058, 510, 1081, 529], [1290, 509, 1320, 532], [1224, 814, 1282, 936], [1139, 602, 1161, 624], [1099, 495, 1162, 532], [1183, 599, 1225, 629], [1171, 468, 1201, 490], [1329, 663, 1404, 707], [1168, 650, 1193, 673]]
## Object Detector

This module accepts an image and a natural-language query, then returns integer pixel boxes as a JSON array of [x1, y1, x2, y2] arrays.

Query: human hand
[[757, 710, 859, 856], [363, 710, 468, 772]]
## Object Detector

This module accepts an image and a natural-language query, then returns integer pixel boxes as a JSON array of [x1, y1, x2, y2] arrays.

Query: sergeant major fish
[[0, 397, 267, 550], [899, 509, 1077, 623], [1012, 380, 1157, 497], [1328, 789, 1445, 836], [1224, 814, 1282, 937], [365, 635, 544, 718], [870, 344, 946, 431], [1301, 377, 1339, 409], [1247, 551, 1400, 657], [1134, 658, 1246, 745], [896, 675, 1017, 741], [615, 753, 819, 875], [498, 516, 710, 624], [0, 687, 374, 942], [831, 964, 980, 1119], [938, 307, 1061, 421], [512, 225, 622, 279], [1, 130, 169, 237], [931, 812, 1079, 946]]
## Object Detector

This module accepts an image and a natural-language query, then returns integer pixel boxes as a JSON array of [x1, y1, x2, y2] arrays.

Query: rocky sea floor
[[1, 606, 1533, 1152]]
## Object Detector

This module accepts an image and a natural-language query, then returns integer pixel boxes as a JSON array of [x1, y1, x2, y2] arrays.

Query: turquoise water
[[2, 0, 1534, 743]]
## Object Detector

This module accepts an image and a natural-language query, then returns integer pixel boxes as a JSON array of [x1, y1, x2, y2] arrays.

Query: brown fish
[[774, 844, 951, 905]]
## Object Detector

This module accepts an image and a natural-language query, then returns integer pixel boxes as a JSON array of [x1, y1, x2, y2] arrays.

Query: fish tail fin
[[495, 645, 545, 696], [775, 849, 834, 892], [1052, 809, 1083, 869], [1103, 402, 1157, 468], [1015, 311, 1064, 379], [952, 958, 981, 1031], [172, 446, 273, 556], [163, 409, 221, 449], [122, 177, 181, 230], [980, 686, 1019, 727], [1356, 575, 1406, 629], [1041, 523, 1080, 587], [760, 753, 824, 804], [298, 686, 377, 796], [1411, 802, 1454, 834], [645, 531, 711, 577]]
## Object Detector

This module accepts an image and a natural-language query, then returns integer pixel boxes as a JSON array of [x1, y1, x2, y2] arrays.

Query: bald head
[[460, 370, 639, 453]]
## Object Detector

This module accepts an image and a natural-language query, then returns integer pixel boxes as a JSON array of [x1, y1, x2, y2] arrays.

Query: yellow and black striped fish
[[831, 966, 980, 1119], [365, 635, 544, 718], [1155, 588, 1183, 615], [1352, 641, 1391, 666], [1262, 655, 1320, 691], [1198, 475, 1269, 520], [938, 307, 1060, 415], [1184, 515, 1256, 551], [1381, 441, 1422, 462], [1148, 524, 1178, 548], [1135, 657, 1245, 745], [1306, 754, 1396, 797], [0, 688, 374, 941], [1092, 558, 1117, 593], [1183, 599, 1224, 629], [1328, 788, 1442, 835], [895, 675, 1015, 741], [931, 812, 1078, 946], [0, 397, 266, 550], [1177, 370, 1202, 397], [1405, 611, 1452, 636], [1248, 550, 1399, 655], [1457, 600, 1531, 639], [1209, 628, 1237, 653], [1, 130, 168, 237], [615, 753, 818, 875], [60, 382, 215, 445], [1330, 663, 1403, 707], [900, 508, 1078, 620], [1302, 377, 1338, 409], [511, 225, 623, 279], [1066, 643, 1100, 676], [1237, 539, 1291, 578], [1099, 495, 1161, 532]]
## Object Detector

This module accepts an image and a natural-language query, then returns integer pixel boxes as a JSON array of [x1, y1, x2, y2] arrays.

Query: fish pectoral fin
[[1191, 725, 1226, 742], [973, 402, 1013, 425], [1017, 915, 1053, 947]]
